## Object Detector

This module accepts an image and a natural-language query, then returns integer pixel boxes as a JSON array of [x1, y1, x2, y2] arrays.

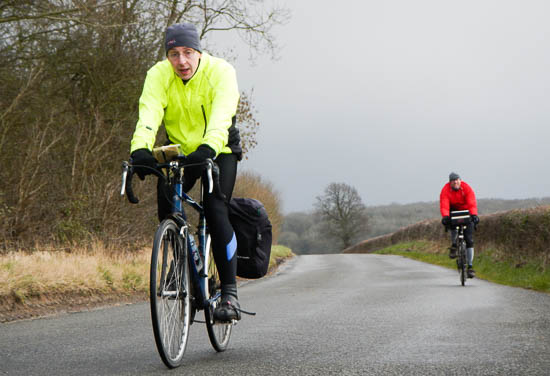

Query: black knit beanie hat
[[165, 23, 202, 53], [449, 172, 460, 181]]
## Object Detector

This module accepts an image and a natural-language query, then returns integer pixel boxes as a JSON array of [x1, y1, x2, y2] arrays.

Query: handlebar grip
[[122, 161, 139, 204]]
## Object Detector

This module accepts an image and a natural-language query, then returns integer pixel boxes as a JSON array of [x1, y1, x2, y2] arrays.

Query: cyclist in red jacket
[[440, 172, 480, 278]]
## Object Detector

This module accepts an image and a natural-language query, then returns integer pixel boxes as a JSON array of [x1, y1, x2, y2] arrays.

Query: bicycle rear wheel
[[204, 236, 233, 351], [458, 241, 467, 286], [150, 219, 191, 368]]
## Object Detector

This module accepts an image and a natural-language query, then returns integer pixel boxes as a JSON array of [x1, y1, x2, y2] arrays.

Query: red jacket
[[440, 181, 478, 217]]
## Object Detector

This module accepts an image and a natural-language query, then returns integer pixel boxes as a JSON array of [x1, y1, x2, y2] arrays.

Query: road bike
[[449, 210, 472, 286], [120, 150, 233, 368]]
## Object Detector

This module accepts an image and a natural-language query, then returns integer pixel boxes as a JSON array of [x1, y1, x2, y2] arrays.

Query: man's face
[[167, 47, 201, 80], [450, 178, 461, 191]]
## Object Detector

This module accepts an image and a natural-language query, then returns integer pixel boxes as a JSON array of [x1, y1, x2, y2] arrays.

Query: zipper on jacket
[[201, 105, 207, 137]]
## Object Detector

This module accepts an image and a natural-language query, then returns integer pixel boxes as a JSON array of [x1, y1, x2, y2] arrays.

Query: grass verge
[[374, 240, 550, 293], [0, 248, 150, 303], [269, 245, 294, 271], [1, 243, 294, 322]]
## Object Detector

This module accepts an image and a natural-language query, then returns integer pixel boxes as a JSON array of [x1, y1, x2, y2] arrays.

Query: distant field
[[280, 197, 550, 254]]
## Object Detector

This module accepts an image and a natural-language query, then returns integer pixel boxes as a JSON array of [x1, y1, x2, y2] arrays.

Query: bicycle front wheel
[[204, 236, 233, 351], [150, 219, 191, 368], [458, 241, 467, 286]]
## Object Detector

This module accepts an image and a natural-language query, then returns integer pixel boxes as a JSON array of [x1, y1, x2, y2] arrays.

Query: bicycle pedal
[[237, 308, 256, 316]]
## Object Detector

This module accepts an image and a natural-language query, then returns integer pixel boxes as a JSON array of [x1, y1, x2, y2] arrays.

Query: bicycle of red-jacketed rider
[[447, 210, 473, 286]]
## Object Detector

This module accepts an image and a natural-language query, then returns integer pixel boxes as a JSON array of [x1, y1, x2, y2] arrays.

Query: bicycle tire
[[150, 219, 191, 368], [458, 240, 466, 286], [204, 236, 233, 351]]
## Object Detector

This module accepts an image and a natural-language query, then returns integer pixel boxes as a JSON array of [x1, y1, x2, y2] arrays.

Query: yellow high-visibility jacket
[[130, 52, 241, 158]]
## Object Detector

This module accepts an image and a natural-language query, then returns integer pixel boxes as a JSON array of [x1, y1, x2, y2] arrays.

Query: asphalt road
[[1, 254, 549, 375]]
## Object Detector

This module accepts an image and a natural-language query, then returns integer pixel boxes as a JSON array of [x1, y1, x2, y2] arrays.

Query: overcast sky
[[214, 0, 550, 214]]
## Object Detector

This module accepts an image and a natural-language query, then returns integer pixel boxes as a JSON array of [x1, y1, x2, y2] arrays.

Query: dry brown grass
[[1, 243, 150, 305], [1, 239, 294, 322]]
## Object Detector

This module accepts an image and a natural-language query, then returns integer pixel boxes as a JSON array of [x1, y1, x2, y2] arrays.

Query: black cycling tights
[[157, 153, 238, 286]]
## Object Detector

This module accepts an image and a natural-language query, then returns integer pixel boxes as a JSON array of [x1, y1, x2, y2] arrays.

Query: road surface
[[2, 254, 549, 375]]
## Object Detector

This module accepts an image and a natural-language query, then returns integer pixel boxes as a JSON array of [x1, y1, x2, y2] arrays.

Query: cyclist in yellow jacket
[[130, 23, 242, 321]]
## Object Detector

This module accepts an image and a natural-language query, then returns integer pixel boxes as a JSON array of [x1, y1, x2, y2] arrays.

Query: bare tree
[[315, 183, 369, 250]]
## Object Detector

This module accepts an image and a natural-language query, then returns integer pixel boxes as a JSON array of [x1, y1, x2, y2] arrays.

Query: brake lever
[[206, 159, 214, 194], [121, 162, 129, 196]]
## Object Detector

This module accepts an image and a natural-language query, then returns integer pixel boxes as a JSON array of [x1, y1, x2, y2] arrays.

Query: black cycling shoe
[[449, 245, 457, 259], [214, 294, 241, 322], [213, 284, 241, 322], [467, 266, 475, 279]]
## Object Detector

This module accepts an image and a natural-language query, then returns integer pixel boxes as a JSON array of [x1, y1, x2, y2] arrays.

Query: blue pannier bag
[[228, 198, 272, 279]]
